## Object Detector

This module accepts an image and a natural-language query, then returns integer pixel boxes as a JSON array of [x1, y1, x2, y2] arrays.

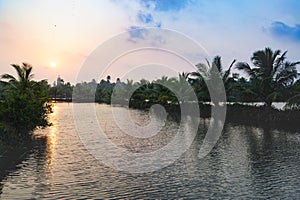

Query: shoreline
[[128, 102, 300, 132]]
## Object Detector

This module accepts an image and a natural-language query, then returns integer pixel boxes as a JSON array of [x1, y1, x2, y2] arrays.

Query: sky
[[0, 0, 300, 84]]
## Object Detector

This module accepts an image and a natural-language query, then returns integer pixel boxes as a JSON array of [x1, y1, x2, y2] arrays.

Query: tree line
[[50, 47, 300, 108]]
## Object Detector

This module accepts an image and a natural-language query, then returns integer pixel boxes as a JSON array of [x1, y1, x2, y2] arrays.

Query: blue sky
[[0, 0, 299, 83]]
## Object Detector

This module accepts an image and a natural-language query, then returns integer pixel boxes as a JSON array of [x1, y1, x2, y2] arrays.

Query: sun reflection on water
[[33, 103, 58, 182], [44, 103, 58, 178], [47, 103, 58, 154]]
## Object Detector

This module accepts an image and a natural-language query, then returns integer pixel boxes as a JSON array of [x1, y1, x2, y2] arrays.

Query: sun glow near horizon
[[50, 61, 57, 68]]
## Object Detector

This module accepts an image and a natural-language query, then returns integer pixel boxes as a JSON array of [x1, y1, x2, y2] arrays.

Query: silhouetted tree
[[0, 63, 51, 138], [236, 47, 300, 107]]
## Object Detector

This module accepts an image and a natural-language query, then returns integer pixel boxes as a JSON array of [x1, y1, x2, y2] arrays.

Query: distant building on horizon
[[56, 75, 64, 86]]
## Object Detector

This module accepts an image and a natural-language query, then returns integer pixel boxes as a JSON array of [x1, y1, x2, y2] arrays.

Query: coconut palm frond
[[223, 59, 236, 82], [213, 56, 222, 73], [1, 63, 36, 91], [195, 63, 210, 78], [288, 61, 300, 67], [251, 50, 266, 69], [23, 63, 33, 81], [236, 62, 253, 77], [11, 64, 24, 82], [274, 50, 287, 73], [1, 73, 17, 81]]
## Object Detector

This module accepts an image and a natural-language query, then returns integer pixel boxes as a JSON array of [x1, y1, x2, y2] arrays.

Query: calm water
[[1, 103, 300, 199]]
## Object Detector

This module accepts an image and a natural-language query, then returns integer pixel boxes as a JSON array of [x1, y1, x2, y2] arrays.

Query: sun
[[50, 61, 57, 68]]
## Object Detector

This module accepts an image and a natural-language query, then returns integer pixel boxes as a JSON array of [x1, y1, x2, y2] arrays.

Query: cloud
[[127, 26, 147, 39], [137, 12, 153, 24], [140, 0, 192, 11], [136, 11, 162, 29], [269, 21, 300, 41]]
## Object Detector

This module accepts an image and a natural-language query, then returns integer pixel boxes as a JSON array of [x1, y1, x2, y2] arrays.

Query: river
[[0, 103, 300, 199]]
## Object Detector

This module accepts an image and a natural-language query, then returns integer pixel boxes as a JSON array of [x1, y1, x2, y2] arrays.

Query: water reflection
[[242, 126, 300, 198], [0, 104, 58, 198], [39, 105, 58, 191], [34, 103, 57, 176], [0, 103, 299, 199]]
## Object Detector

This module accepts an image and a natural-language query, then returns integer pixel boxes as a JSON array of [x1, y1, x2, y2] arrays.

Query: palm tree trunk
[[265, 98, 272, 107]]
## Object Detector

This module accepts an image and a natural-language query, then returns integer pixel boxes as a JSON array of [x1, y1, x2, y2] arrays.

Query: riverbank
[[129, 102, 300, 132], [225, 104, 300, 131]]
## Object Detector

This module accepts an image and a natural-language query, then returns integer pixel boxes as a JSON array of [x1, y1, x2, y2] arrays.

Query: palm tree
[[285, 79, 300, 109], [137, 79, 158, 104], [0, 63, 51, 135], [153, 76, 177, 104], [172, 72, 194, 104], [0, 63, 34, 90], [191, 56, 236, 82], [189, 56, 236, 103], [110, 79, 135, 105], [236, 47, 300, 107]]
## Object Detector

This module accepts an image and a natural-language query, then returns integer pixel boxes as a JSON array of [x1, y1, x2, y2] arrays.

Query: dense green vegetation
[[63, 47, 300, 109], [0, 63, 52, 142], [236, 48, 300, 107]]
